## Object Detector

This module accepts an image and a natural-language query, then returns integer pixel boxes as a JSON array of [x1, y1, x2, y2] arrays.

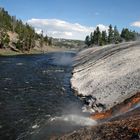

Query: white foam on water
[[32, 124, 39, 129], [49, 114, 97, 126], [16, 63, 24, 66]]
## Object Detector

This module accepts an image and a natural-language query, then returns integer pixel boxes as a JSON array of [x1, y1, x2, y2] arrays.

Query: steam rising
[[50, 114, 97, 126], [51, 52, 75, 66]]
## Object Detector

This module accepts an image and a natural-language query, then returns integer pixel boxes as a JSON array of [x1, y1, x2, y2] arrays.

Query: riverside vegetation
[[85, 25, 140, 46]]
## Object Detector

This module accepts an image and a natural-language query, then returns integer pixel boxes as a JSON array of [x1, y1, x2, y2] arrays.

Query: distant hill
[[0, 8, 85, 54], [52, 38, 85, 50]]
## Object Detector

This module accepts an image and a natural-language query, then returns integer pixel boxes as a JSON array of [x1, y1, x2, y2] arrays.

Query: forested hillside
[[0, 7, 52, 52]]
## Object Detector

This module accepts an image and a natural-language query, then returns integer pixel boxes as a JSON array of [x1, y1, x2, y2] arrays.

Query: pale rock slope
[[71, 41, 140, 112]]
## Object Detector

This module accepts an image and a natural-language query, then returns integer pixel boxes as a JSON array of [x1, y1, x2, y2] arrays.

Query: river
[[0, 52, 95, 140]]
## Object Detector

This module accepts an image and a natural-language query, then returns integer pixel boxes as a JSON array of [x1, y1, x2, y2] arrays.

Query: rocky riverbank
[[55, 41, 140, 140]]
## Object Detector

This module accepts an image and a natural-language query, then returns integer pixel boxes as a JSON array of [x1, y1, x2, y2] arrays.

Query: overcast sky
[[1, 0, 140, 40]]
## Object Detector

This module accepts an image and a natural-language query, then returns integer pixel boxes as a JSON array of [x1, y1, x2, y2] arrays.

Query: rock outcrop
[[71, 41, 140, 112]]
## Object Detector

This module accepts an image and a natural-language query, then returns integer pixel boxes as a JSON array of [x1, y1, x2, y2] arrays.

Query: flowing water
[[0, 52, 95, 140]]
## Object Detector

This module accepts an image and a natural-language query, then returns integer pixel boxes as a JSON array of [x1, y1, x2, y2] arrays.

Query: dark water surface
[[0, 52, 85, 140]]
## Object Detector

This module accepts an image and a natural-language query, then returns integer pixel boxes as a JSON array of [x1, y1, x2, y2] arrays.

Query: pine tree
[[44, 35, 48, 45], [101, 31, 108, 45], [108, 24, 114, 44], [120, 28, 136, 41], [40, 30, 44, 51], [85, 35, 90, 46], [93, 30, 97, 45], [96, 26, 101, 46], [11, 16, 16, 32], [48, 37, 52, 46], [114, 26, 121, 44], [90, 32, 94, 44]]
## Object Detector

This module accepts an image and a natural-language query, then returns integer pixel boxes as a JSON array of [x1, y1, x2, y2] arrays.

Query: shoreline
[[0, 46, 77, 56]]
